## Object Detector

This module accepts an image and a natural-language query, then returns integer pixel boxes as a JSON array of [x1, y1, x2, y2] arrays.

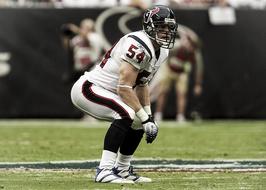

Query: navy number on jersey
[[100, 42, 117, 68]]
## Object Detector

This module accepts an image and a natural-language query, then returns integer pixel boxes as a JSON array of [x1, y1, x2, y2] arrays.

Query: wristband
[[136, 108, 149, 122], [143, 105, 152, 115]]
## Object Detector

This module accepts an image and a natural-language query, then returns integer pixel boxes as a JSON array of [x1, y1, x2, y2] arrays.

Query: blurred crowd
[[0, 0, 266, 9]]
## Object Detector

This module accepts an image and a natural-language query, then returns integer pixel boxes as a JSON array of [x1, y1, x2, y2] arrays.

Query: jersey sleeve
[[120, 37, 151, 70]]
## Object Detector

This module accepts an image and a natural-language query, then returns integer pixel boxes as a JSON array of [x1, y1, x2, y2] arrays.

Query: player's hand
[[142, 116, 159, 144]]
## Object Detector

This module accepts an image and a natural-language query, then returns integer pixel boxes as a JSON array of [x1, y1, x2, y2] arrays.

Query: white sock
[[177, 114, 185, 122], [99, 150, 117, 170], [115, 152, 133, 170], [154, 112, 162, 121]]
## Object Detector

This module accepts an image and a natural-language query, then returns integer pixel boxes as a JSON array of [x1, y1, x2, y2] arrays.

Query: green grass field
[[0, 120, 266, 189], [1, 170, 265, 190]]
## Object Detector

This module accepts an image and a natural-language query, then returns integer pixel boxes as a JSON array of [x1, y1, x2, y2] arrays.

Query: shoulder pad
[[120, 35, 152, 69]]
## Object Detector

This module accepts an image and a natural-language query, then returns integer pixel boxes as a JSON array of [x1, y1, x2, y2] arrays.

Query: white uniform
[[71, 30, 169, 122]]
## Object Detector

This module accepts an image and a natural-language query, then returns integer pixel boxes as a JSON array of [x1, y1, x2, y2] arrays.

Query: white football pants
[[71, 77, 142, 129]]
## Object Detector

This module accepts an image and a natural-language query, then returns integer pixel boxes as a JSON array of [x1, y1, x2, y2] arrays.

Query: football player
[[71, 5, 178, 183]]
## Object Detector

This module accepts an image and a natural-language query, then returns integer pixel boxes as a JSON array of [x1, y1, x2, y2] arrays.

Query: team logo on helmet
[[150, 7, 160, 17], [143, 7, 160, 24]]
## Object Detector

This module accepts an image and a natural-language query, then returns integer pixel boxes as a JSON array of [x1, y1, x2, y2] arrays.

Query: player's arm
[[117, 61, 148, 120], [118, 63, 158, 143], [135, 84, 152, 115]]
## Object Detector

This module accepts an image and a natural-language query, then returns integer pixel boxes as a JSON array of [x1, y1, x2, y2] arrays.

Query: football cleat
[[95, 167, 134, 184], [113, 166, 152, 183]]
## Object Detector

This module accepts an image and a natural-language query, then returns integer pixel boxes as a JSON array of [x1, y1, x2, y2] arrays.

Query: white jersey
[[83, 30, 169, 93]]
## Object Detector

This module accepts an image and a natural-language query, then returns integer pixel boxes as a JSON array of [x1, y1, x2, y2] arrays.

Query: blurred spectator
[[1, 0, 265, 8], [226, 0, 266, 9], [0, 0, 117, 7], [168, 0, 212, 8], [151, 26, 204, 123], [60, 18, 105, 122], [60, 18, 105, 82], [0, 0, 55, 7], [57, 0, 116, 7], [119, 0, 151, 9], [163, 0, 266, 9], [215, 0, 230, 6]]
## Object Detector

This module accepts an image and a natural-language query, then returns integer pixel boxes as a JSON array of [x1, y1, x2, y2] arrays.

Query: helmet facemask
[[143, 6, 178, 49], [152, 19, 177, 49]]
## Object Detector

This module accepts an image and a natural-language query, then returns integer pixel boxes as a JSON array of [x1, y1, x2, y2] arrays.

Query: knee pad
[[112, 118, 133, 132]]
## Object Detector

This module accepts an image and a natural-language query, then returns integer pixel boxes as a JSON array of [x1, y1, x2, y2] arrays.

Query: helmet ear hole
[[169, 23, 176, 30]]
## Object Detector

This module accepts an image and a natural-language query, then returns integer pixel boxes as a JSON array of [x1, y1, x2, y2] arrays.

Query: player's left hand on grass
[[142, 116, 159, 144]]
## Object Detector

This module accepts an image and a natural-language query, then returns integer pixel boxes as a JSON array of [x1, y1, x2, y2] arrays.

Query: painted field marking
[[0, 159, 266, 171]]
